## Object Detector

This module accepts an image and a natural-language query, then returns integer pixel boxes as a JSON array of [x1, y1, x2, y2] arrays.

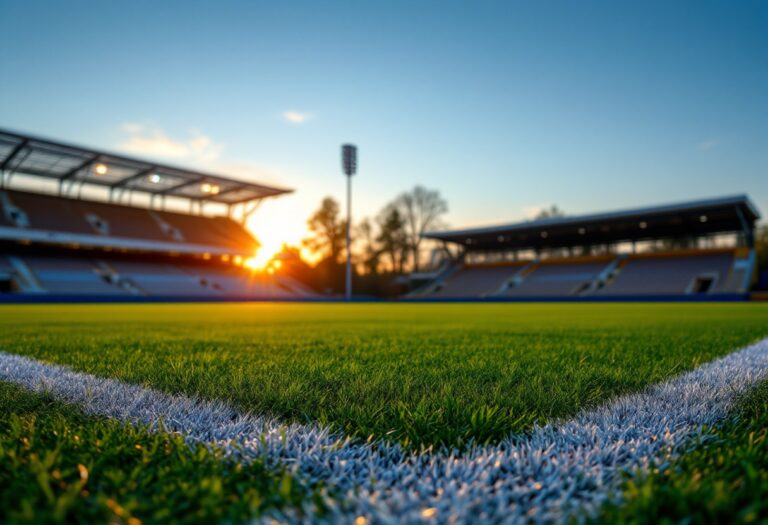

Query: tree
[[272, 244, 317, 289], [534, 205, 565, 220], [393, 186, 448, 272], [303, 197, 347, 264], [376, 204, 409, 274], [355, 217, 381, 275]]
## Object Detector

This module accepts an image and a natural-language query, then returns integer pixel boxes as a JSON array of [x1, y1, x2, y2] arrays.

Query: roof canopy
[[0, 128, 292, 205], [424, 195, 761, 251]]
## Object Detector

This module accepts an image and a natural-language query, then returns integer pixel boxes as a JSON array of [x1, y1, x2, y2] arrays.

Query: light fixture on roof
[[148, 174, 162, 184], [200, 182, 220, 194], [700, 215, 708, 223], [639, 221, 647, 229], [94, 163, 108, 175]]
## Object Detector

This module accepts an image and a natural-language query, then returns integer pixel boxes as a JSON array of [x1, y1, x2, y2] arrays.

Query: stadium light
[[341, 144, 357, 301], [94, 163, 108, 175], [200, 182, 220, 195]]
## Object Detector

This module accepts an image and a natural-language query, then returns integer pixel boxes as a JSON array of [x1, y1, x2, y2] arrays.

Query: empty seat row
[[0, 190, 255, 251], [593, 253, 735, 295], [504, 260, 611, 297], [178, 264, 294, 297], [424, 250, 744, 298], [0, 255, 301, 298], [429, 264, 525, 297], [22, 256, 129, 295]]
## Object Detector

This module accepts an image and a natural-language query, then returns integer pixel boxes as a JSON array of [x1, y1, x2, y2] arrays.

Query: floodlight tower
[[341, 144, 357, 301]]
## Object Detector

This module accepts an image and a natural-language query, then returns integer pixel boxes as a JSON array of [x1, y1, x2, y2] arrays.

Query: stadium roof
[[0, 128, 292, 205], [424, 195, 761, 250]]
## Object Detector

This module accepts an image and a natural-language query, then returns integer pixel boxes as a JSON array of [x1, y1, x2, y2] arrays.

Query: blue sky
[[1, 0, 766, 259]]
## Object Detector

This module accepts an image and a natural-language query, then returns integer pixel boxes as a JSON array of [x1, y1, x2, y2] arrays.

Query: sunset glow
[[244, 200, 316, 270]]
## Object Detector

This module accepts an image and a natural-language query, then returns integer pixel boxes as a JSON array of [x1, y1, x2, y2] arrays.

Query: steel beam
[[0, 139, 29, 171]]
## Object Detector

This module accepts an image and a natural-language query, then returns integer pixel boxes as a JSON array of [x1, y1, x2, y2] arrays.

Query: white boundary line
[[2, 338, 768, 524]]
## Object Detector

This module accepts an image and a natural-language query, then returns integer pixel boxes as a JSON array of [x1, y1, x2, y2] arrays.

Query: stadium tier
[[0, 128, 309, 300], [1, 189, 253, 252], [418, 196, 761, 300], [427, 263, 527, 298]]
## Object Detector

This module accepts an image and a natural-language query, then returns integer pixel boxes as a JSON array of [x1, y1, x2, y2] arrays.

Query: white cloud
[[116, 122, 289, 190], [697, 138, 719, 151], [282, 110, 314, 124], [119, 124, 223, 163]]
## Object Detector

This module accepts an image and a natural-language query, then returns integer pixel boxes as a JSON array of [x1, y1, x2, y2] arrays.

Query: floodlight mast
[[342, 144, 357, 301]]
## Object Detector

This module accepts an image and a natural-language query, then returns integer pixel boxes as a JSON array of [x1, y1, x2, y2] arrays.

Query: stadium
[[0, 129, 314, 301], [0, 128, 761, 303], [1, 130, 767, 524], [414, 195, 760, 300], [2, 2, 768, 525]]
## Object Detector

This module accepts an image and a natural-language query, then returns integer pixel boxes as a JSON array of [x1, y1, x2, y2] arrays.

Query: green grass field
[[0, 382, 316, 525], [1, 303, 766, 449], [2, 302, 768, 524], [596, 379, 768, 524]]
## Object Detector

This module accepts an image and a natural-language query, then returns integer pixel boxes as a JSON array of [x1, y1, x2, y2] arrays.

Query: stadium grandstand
[[0, 128, 314, 300], [413, 196, 760, 300]]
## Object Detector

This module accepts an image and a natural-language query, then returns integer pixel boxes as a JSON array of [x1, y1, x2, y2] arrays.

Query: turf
[[594, 379, 768, 524], [0, 382, 318, 525], [0, 303, 766, 449]]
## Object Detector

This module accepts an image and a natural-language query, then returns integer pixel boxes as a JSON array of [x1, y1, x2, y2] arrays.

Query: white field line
[[1, 338, 768, 524]]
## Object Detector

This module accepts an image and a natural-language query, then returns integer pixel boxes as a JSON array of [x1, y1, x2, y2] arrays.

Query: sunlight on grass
[[0, 303, 766, 449]]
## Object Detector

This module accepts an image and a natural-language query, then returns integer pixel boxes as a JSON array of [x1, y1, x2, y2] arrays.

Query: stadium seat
[[504, 259, 613, 297], [594, 250, 737, 296], [427, 263, 527, 297], [1, 190, 257, 252], [22, 256, 130, 295], [6, 191, 93, 234]]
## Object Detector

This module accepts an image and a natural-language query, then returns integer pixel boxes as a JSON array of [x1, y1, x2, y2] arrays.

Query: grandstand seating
[[504, 259, 612, 297], [420, 249, 746, 299], [5, 191, 93, 234], [0, 194, 15, 227], [0, 190, 312, 299], [0, 255, 301, 298], [0, 130, 304, 300], [155, 210, 252, 248], [102, 260, 208, 296], [428, 263, 525, 297], [178, 264, 294, 297], [594, 251, 736, 296], [21, 256, 129, 295], [0, 190, 256, 251], [78, 200, 168, 241]]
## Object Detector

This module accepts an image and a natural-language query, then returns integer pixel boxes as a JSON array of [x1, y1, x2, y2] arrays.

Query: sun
[[244, 249, 273, 271], [239, 194, 329, 271], [242, 204, 311, 270]]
